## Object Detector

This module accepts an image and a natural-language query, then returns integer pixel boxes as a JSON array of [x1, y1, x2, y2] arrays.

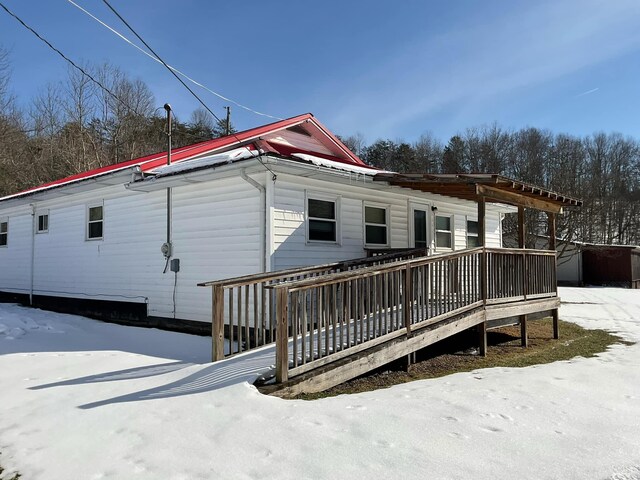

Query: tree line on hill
[[340, 124, 639, 247], [0, 47, 637, 246], [0, 47, 232, 198]]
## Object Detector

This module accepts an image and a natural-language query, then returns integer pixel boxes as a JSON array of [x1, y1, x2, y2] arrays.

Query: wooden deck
[[200, 247, 560, 397]]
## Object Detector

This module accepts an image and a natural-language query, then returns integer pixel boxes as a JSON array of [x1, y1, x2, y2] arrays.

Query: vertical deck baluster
[[323, 286, 329, 356], [377, 274, 383, 337], [301, 289, 307, 364], [359, 278, 365, 344], [253, 283, 258, 348], [332, 283, 338, 353], [237, 287, 244, 353], [292, 290, 299, 368], [244, 285, 250, 350], [316, 287, 323, 359], [228, 288, 235, 354]]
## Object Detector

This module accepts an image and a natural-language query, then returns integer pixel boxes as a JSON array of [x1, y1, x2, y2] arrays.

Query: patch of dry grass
[[298, 318, 631, 400]]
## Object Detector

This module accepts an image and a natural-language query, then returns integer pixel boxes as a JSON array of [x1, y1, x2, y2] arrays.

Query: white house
[[0, 113, 510, 333]]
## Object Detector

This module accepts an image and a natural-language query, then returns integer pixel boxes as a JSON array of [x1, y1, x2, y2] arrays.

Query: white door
[[409, 203, 431, 251]]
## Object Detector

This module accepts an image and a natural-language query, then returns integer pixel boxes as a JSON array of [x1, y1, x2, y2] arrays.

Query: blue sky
[[2, 0, 640, 144]]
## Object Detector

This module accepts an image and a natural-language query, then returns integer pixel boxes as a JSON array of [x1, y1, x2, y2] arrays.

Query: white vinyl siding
[[0, 162, 506, 325], [0, 175, 262, 324], [272, 172, 505, 270]]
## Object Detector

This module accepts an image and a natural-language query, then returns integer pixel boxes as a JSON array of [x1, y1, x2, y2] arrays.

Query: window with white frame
[[467, 218, 479, 247], [364, 203, 389, 246], [307, 195, 338, 243], [435, 214, 453, 249], [0, 220, 7, 247], [37, 212, 49, 233], [87, 205, 103, 240]]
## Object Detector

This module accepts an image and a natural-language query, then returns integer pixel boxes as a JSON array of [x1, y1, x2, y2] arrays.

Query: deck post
[[520, 314, 528, 347], [404, 264, 412, 334], [548, 213, 557, 251], [477, 196, 488, 356], [275, 286, 290, 383], [478, 320, 487, 356], [518, 206, 526, 248], [549, 213, 559, 340], [212, 285, 225, 362]]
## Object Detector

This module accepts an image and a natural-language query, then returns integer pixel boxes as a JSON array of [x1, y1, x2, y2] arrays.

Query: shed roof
[[373, 173, 582, 213]]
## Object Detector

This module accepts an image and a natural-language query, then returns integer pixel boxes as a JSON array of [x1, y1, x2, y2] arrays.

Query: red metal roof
[[4, 113, 367, 202]]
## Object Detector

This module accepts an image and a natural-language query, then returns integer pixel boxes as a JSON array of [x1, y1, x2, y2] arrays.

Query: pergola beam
[[476, 184, 563, 214]]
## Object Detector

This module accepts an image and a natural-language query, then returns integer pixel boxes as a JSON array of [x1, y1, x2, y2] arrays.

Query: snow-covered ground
[[0, 287, 639, 480]]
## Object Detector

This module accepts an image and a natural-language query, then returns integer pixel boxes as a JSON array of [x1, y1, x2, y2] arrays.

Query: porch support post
[[548, 212, 559, 339], [518, 206, 526, 248], [478, 196, 486, 249], [477, 195, 487, 356], [520, 314, 528, 347], [552, 308, 559, 340], [477, 319, 487, 356], [212, 285, 225, 362], [275, 286, 290, 383], [548, 212, 557, 251]]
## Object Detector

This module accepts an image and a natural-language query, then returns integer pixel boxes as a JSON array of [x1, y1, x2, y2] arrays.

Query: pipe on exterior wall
[[29, 203, 36, 306], [240, 168, 266, 272]]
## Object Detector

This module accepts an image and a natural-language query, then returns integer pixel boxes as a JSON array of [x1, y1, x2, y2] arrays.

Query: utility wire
[[101, 0, 277, 180], [67, 0, 281, 121], [0, 1, 147, 119], [0, 2, 231, 146]]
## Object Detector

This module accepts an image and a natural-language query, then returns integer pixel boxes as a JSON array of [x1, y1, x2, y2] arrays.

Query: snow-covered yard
[[0, 287, 639, 480]]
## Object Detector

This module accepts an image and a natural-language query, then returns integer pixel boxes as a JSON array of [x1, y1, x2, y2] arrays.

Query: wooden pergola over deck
[[373, 173, 582, 213], [373, 172, 582, 250], [374, 172, 583, 348]]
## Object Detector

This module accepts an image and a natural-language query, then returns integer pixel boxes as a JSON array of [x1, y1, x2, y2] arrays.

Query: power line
[[0, 2, 218, 145], [0, 1, 146, 120], [66, 0, 281, 121], [101, 0, 277, 180]]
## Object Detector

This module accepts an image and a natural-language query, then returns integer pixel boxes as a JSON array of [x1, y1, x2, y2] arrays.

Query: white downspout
[[30, 203, 36, 305], [240, 168, 266, 272]]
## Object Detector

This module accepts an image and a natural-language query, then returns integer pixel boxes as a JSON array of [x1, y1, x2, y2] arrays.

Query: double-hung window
[[364, 203, 389, 247], [435, 214, 453, 249], [0, 220, 7, 247], [466, 219, 479, 247], [307, 194, 338, 243], [87, 204, 104, 240]]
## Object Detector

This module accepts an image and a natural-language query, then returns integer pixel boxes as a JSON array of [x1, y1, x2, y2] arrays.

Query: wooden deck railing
[[268, 247, 558, 383], [485, 248, 557, 304], [198, 248, 428, 360]]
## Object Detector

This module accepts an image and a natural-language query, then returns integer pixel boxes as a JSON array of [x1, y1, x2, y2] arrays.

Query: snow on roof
[[291, 153, 383, 176], [150, 147, 261, 177]]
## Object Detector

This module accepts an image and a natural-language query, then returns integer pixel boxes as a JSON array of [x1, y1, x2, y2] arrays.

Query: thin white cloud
[[576, 88, 600, 97], [324, 0, 640, 139]]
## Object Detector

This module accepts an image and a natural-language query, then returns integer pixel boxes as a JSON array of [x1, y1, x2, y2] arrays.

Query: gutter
[[240, 168, 267, 272]]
